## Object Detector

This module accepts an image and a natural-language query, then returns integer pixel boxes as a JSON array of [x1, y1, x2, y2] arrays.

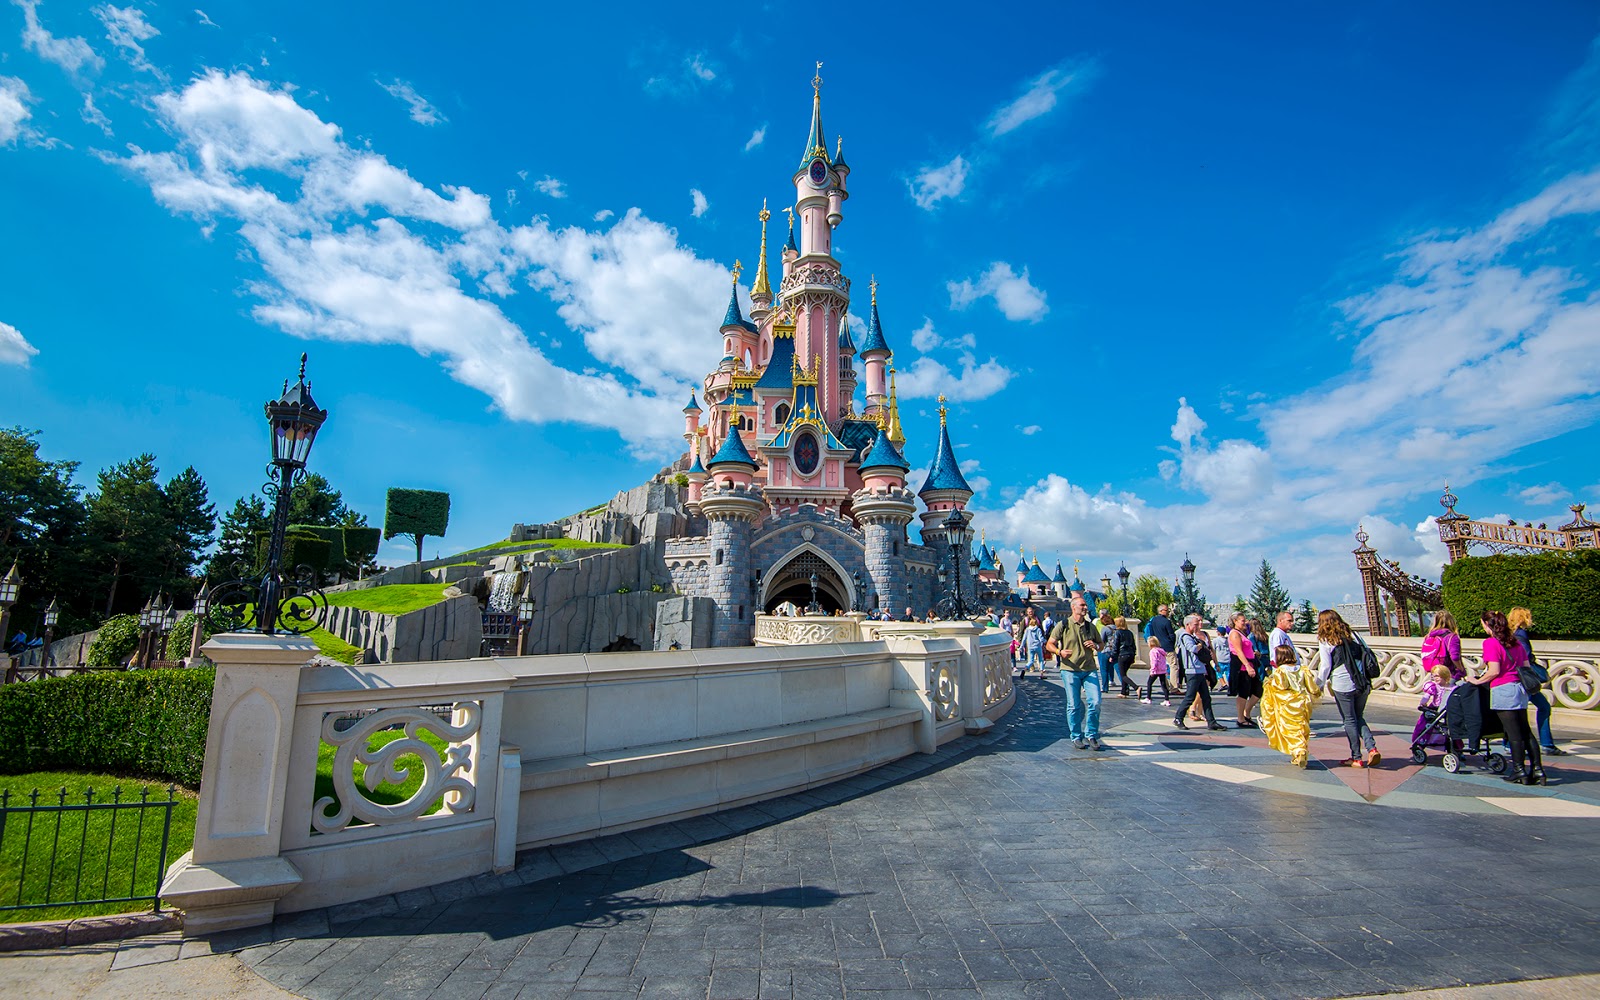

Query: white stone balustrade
[[1286, 632, 1600, 711], [162, 622, 1015, 935]]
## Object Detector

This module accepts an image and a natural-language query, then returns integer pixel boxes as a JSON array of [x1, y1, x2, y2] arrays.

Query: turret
[[917, 397, 977, 600], [684, 449, 707, 512], [682, 390, 702, 447], [719, 262, 758, 370], [700, 407, 765, 646], [793, 63, 841, 260], [837, 317, 858, 415], [706, 405, 759, 487], [860, 276, 892, 415], [853, 426, 916, 617], [827, 136, 846, 227], [781, 207, 798, 282]]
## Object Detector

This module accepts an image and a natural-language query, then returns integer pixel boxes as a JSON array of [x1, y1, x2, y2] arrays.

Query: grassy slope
[[325, 584, 451, 615]]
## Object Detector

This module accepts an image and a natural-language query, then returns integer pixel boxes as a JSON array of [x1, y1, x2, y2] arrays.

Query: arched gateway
[[761, 545, 853, 613]]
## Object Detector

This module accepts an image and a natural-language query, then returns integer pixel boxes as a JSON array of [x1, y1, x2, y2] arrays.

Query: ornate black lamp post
[[935, 507, 976, 620], [1117, 562, 1131, 616], [516, 587, 536, 656], [208, 354, 330, 636], [188, 581, 209, 661], [1178, 553, 1197, 618], [0, 561, 19, 673], [851, 569, 866, 613], [807, 572, 821, 615], [135, 594, 158, 668], [41, 597, 59, 669]]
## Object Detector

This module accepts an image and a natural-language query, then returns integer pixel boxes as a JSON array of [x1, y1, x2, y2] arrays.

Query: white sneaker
[[1161, 700, 1171, 706], [1140, 697, 1151, 704]]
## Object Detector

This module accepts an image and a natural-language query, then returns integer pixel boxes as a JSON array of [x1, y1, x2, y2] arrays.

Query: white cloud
[[95, 5, 161, 78], [910, 318, 939, 352], [1019, 425, 1041, 436], [989, 475, 1162, 555], [532, 175, 566, 198], [14, 0, 103, 76], [81, 91, 111, 133], [194, 9, 217, 28], [744, 124, 766, 151], [593, 208, 614, 223], [378, 79, 446, 126], [0, 76, 33, 144], [0, 320, 39, 366], [986, 62, 1097, 138], [687, 54, 715, 82], [947, 262, 1048, 322], [893, 353, 1013, 402], [690, 188, 708, 218], [1517, 482, 1569, 506], [908, 155, 968, 210], [111, 70, 739, 456], [645, 52, 721, 96]]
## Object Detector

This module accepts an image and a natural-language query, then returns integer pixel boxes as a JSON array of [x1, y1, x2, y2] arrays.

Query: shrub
[[1442, 550, 1600, 639], [384, 488, 451, 563], [86, 614, 139, 667], [290, 524, 346, 570], [343, 526, 381, 571], [0, 668, 215, 786], [164, 611, 212, 661], [257, 529, 333, 574]]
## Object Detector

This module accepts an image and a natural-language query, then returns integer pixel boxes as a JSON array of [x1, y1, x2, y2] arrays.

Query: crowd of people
[[986, 600, 1562, 784]]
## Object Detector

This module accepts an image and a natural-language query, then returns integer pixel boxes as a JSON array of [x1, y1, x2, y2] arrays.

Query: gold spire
[[886, 364, 905, 446], [937, 393, 948, 425], [870, 274, 878, 307], [753, 200, 772, 300], [731, 259, 742, 286]]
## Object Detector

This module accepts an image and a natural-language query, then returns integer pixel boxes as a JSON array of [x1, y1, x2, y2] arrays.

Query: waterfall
[[487, 570, 522, 612]]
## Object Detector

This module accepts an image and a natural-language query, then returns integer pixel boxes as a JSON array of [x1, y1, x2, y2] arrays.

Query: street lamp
[[135, 594, 158, 668], [807, 572, 821, 615], [43, 598, 59, 669], [0, 561, 19, 673], [851, 569, 866, 613], [516, 587, 536, 656], [188, 581, 210, 662], [937, 507, 975, 620], [1117, 563, 1131, 616], [1179, 553, 1197, 617], [208, 354, 329, 636]]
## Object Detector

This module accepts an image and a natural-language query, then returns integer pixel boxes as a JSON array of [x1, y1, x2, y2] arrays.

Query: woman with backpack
[[1508, 607, 1563, 757], [1114, 616, 1139, 697], [1315, 609, 1380, 768], [1420, 612, 1464, 681], [1465, 609, 1543, 785]]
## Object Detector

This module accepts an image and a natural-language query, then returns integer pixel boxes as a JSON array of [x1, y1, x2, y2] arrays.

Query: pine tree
[[207, 496, 269, 579], [1175, 577, 1207, 621], [1247, 559, 1292, 625], [86, 454, 173, 616], [289, 473, 365, 527], [161, 466, 216, 589], [1294, 599, 1316, 632]]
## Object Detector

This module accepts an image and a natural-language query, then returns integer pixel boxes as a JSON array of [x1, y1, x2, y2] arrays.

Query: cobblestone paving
[[231, 679, 1600, 999]]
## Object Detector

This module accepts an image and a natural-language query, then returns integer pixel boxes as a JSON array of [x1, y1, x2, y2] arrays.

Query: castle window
[[715, 549, 724, 565], [774, 402, 790, 425], [793, 430, 820, 476], [893, 541, 900, 556]]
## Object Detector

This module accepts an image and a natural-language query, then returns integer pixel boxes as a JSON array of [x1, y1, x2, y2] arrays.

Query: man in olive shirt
[[1047, 596, 1104, 750]]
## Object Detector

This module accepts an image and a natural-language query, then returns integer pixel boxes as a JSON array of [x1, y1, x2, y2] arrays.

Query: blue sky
[[3, 1, 1598, 607]]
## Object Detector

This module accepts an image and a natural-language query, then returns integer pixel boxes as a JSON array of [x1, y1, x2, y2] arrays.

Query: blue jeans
[[1061, 668, 1102, 741], [1098, 651, 1113, 689], [1531, 690, 1556, 749], [1024, 648, 1043, 672]]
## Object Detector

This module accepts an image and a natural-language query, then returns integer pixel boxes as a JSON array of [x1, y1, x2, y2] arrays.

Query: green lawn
[[0, 772, 198, 922], [324, 583, 452, 615], [308, 626, 362, 665], [454, 537, 629, 558]]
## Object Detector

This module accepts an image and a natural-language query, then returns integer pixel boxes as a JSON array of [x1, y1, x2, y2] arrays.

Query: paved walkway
[[8, 677, 1600, 999]]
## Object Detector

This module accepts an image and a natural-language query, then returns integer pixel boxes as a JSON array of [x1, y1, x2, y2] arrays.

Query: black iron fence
[[0, 785, 179, 915]]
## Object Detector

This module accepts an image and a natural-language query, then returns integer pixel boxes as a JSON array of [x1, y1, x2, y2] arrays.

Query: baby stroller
[[1432, 682, 1508, 774], [1408, 703, 1453, 764]]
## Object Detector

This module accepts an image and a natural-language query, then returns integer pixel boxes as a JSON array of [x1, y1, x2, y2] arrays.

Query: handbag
[[1518, 653, 1547, 696], [1360, 641, 1381, 681]]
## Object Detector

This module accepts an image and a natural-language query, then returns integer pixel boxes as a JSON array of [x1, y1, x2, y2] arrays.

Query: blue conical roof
[[683, 391, 701, 413], [1052, 562, 1068, 584], [977, 547, 997, 572], [858, 428, 910, 472], [1023, 561, 1052, 585], [918, 418, 973, 495], [687, 451, 706, 474], [720, 287, 755, 332], [859, 299, 891, 356], [1070, 576, 1086, 592], [755, 334, 796, 390], [838, 318, 856, 355], [708, 420, 757, 469]]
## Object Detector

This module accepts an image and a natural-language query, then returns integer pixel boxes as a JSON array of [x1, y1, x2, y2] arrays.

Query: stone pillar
[[699, 482, 766, 646], [159, 632, 316, 935], [854, 487, 916, 615]]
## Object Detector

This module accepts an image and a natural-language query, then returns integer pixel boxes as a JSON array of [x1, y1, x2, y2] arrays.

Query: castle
[[659, 70, 993, 645]]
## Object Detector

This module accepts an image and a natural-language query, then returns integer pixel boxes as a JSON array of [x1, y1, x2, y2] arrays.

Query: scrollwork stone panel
[[312, 702, 481, 835]]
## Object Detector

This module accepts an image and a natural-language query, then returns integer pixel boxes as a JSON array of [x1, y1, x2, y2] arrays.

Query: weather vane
[[813, 60, 823, 93]]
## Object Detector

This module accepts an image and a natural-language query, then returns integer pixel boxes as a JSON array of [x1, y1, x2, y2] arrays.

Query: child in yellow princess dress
[[1259, 644, 1322, 768]]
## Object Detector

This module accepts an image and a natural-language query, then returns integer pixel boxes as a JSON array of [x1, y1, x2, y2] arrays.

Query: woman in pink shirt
[[1465, 609, 1542, 785]]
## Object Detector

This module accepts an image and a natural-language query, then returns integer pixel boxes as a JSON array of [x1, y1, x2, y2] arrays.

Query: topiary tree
[[342, 526, 381, 577], [289, 524, 345, 575], [256, 529, 333, 578], [384, 488, 451, 563]]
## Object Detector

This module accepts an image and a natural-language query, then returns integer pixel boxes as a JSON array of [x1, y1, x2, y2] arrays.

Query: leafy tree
[[1127, 573, 1174, 623], [1294, 599, 1317, 632], [384, 488, 451, 563], [0, 427, 89, 633], [1247, 559, 1293, 625], [289, 473, 365, 528], [85, 455, 172, 616]]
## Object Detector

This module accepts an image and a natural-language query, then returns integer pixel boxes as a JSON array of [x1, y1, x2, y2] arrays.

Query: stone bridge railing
[[1288, 632, 1600, 711]]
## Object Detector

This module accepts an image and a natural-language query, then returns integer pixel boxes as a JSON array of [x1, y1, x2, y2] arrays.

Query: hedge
[[86, 614, 139, 667], [1442, 549, 1600, 639], [257, 529, 333, 573], [290, 524, 346, 569], [0, 668, 214, 787], [343, 526, 381, 569]]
